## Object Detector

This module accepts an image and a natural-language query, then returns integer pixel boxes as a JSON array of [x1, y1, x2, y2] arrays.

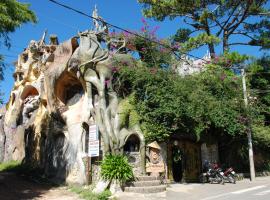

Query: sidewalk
[[111, 191, 166, 200]]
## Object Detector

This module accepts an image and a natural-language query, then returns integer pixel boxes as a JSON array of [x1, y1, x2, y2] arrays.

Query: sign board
[[88, 124, 99, 157], [146, 163, 165, 173], [89, 140, 100, 157]]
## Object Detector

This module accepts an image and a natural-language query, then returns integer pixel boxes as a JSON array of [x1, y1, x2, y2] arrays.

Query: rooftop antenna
[[91, 5, 108, 34], [92, 4, 99, 31], [39, 29, 47, 46]]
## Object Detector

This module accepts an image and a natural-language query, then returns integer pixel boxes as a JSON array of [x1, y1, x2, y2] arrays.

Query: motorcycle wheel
[[217, 175, 225, 185], [199, 174, 207, 183], [228, 174, 236, 184]]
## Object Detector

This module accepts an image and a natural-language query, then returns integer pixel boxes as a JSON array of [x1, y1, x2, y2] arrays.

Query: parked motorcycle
[[222, 167, 236, 184], [199, 162, 224, 184]]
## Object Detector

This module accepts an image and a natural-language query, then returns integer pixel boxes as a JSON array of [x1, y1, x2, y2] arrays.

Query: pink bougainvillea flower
[[105, 79, 111, 86], [160, 47, 167, 53], [141, 47, 146, 51], [112, 67, 119, 73], [141, 27, 146, 32], [150, 26, 160, 35], [110, 31, 116, 37], [172, 43, 180, 49], [123, 31, 130, 37], [141, 17, 147, 24]]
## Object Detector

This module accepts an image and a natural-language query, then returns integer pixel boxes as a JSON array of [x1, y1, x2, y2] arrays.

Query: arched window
[[55, 71, 84, 106], [20, 85, 39, 101], [124, 134, 140, 152]]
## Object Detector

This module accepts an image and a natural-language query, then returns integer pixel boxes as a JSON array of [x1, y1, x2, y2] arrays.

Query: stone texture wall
[[125, 152, 141, 177]]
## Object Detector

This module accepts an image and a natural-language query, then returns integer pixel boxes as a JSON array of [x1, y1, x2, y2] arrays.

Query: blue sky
[[0, 0, 267, 104]]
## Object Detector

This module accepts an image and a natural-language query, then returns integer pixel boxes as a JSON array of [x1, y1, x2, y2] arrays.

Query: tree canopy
[[138, 0, 270, 54], [0, 0, 36, 103], [0, 0, 36, 80], [116, 65, 252, 142]]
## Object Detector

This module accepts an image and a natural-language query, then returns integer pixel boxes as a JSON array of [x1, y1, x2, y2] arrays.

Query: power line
[[47, 0, 206, 62]]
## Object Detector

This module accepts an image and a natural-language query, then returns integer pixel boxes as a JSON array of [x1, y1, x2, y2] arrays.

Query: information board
[[88, 124, 99, 157]]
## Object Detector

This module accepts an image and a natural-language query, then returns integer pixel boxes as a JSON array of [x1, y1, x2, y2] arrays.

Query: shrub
[[100, 154, 133, 184], [69, 186, 111, 200]]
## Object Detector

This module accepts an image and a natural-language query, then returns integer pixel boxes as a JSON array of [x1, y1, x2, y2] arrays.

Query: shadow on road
[[0, 171, 54, 200]]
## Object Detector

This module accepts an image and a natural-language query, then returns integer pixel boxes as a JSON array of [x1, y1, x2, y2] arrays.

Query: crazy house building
[[0, 8, 146, 186], [0, 9, 218, 189]]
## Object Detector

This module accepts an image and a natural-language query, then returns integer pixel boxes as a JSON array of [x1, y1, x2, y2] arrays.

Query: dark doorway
[[124, 134, 140, 152], [172, 145, 183, 182]]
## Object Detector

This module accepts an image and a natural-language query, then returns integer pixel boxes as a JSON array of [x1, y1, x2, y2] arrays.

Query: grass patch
[[0, 160, 21, 172], [69, 185, 111, 200]]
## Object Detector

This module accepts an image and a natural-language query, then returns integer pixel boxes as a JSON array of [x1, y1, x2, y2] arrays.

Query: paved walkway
[[1, 172, 269, 200], [112, 191, 166, 200]]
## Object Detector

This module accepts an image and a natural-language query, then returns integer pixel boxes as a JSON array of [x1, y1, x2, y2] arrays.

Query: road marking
[[254, 189, 270, 196], [201, 185, 268, 200], [231, 185, 267, 194]]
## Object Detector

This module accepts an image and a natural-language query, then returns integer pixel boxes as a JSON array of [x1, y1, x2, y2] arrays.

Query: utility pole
[[241, 68, 256, 181]]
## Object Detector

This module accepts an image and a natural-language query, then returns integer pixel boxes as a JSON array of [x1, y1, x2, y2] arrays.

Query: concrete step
[[135, 176, 158, 181], [126, 180, 161, 187], [124, 185, 166, 193]]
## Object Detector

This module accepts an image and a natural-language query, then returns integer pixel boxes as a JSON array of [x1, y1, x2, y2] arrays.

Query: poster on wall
[[88, 124, 99, 157]]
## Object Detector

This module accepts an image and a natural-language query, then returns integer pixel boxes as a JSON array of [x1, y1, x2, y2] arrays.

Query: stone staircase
[[124, 176, 166, 193]]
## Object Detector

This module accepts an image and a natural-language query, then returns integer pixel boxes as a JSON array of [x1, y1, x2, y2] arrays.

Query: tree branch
[[183, 18, 204, 30], [215, 4, 240, 37], [228, 5, 250, 35], [231, 32, 257, 41], [228, 42, 260, 46]]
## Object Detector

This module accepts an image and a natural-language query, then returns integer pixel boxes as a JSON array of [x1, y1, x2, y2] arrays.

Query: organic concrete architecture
[[0, 10, 146, 186]]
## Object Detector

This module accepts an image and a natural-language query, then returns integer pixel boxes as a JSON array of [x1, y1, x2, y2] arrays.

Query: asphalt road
[[167, 177, 270, 200]]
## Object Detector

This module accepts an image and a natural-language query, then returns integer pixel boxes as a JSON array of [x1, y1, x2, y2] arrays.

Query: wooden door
[[168, 140, 201, 182], [183, 141, 201, 182]]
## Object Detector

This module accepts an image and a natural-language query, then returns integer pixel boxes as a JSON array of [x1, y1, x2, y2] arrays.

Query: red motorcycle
[[223, 167, 236, 184], [199, 162, 224, 184]]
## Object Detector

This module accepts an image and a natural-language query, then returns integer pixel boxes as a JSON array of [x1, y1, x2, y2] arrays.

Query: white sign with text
[[88, 124, 99, 157]]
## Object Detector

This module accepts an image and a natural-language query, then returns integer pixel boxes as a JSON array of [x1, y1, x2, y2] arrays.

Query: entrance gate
[[168, 140, 201, 182]]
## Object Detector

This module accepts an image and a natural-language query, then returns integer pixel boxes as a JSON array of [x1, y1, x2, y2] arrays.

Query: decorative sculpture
[[146, 141, 165, 176]]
